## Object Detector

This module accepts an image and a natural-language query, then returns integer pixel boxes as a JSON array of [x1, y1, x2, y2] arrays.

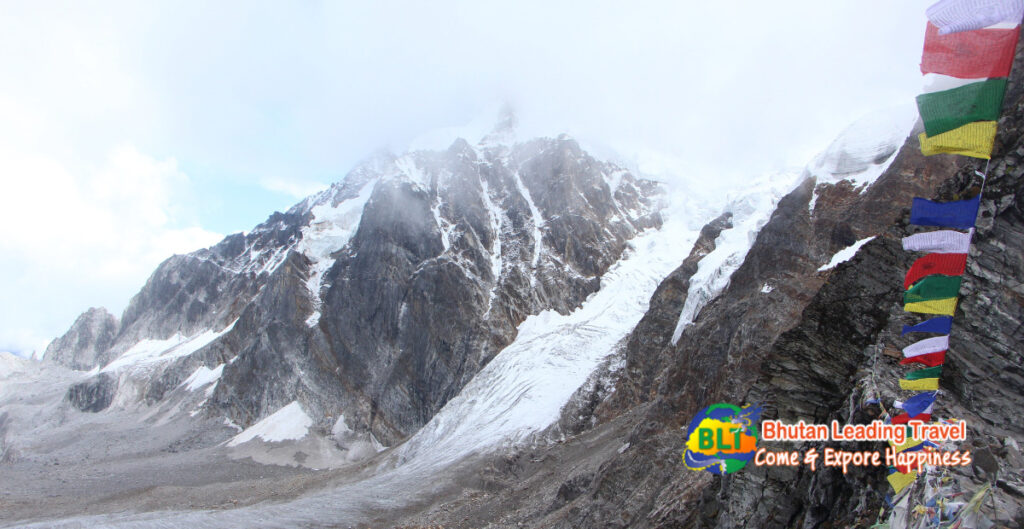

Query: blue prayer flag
[[902, 316, 954, 336], [903, 391, 937, 417], [910, 196, 980, 229]]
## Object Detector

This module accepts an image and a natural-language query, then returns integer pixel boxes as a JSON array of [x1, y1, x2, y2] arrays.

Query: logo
[[683, 403, 762, 475]]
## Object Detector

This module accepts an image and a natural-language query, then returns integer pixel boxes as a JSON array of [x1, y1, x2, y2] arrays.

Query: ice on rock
[[818, 236, 876, 272]]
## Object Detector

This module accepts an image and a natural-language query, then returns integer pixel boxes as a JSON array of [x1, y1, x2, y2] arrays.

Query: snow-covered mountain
[[6, 94, 1022, 529], [34, 116, 664, 454]]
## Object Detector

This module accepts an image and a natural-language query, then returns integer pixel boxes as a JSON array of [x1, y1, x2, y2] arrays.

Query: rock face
[[43, 126, 662, 447], [66, 373, 117, 412], [44, 308, 118, 370]]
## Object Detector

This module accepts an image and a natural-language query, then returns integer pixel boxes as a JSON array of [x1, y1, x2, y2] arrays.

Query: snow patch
[[331, 414, 353, 439], [761, 283, 774, 294], [101, 321, 237, 373], [394, 155, 430, 189], [228, 401, 313, 446], [818, 236, 876, 272], [431, 199, 453, 252], [179, 363, 225, 396], [298, 179, 375, 327], [512, 171, 544, 270], [479, 177, 504, 315]]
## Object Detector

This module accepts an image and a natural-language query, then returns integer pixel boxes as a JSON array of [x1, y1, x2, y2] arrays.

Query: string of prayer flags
[[884, 0, 1011, 497], [901, 316, 954, 336], [909, 196, 982, 229], [926, 0, 1024, 35], [921, 22, 1019, 78], [904, 254, 967, 289], [917, 1, 1020, 159]]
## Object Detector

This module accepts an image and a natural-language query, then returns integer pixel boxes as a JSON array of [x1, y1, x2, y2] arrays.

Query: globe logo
[[683, 403, 762, 475]]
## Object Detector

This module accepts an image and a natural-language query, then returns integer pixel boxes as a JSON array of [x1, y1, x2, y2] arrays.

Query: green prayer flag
[[904, 275, 961, 304], [906, 366, 943, 380], [916, 78, 1007, 136]]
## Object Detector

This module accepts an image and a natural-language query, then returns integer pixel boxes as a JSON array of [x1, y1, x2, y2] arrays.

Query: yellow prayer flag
[[888, 470, 919, 494], [905, 297, 957, 316], [919, 121, 997, 159], [890, 437, 924, 452], [900, 378, 940, 391]]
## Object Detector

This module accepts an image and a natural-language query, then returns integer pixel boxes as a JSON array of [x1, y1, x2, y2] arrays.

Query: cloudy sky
[[0, 1, 933, 356]]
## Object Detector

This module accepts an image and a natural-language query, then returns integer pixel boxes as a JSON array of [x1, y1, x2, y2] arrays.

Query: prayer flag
[[901, 316, 954, 335], [926, 0, 1024, 35], [904, 253, 967, 289], [905, 275, 962, 303], [901, 392, 938, 417], [905, 366, 943, 380], [904, 336, 950, 357], [919, 121, 998, 159], [921, 23, 1019, 79], [900, 351, 948, 367], [905, 297, 958, 316], [888, 470, 919, 493], [916, 78, 1006, 136], [902, 230, 972, 253], [909, 195, 981, 229], [900, 377, 941, 391]]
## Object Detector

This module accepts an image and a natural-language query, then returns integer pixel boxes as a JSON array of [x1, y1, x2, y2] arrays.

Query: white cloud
[[0, 144, 222, 355], [259, 176, 329, 199]]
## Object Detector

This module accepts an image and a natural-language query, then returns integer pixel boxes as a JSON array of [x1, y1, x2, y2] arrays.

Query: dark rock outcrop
[[66, 373, 117, 412]]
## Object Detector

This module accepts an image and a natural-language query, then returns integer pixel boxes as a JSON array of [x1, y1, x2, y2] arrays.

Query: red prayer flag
[[900, 351, 947, 367], [921, 22, 1019, 79], [896, 459, 925, 474], [892, 412, 933, 425], [904, 253, 968, 289]]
